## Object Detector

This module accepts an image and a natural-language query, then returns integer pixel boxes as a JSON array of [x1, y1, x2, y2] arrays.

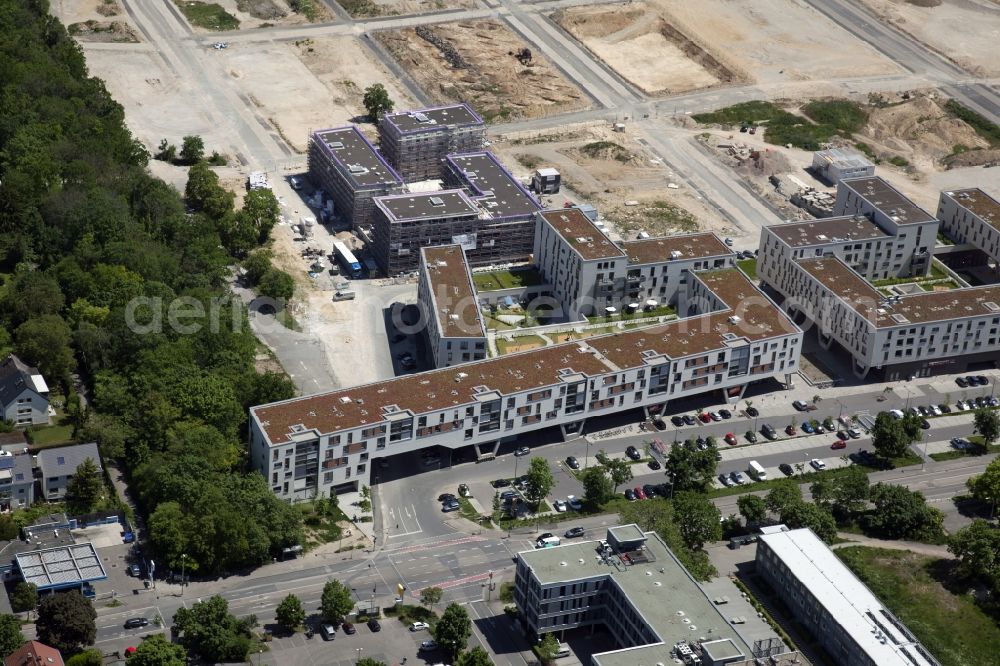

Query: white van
[[748, 460, 767, 481], [536, 536, 561, 548]]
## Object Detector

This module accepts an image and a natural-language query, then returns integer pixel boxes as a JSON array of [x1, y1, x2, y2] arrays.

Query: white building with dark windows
[[811, 147, 875, 184], [514, 525, 753, 666], [249, 269, 801, 500], [0, 355, 49, 427], [758, 178, 1000, 380], [937, 187, 1000, 266], [417, 245, 488, 368], [756, 528, 940, 666], [533, 207, 736, 319]]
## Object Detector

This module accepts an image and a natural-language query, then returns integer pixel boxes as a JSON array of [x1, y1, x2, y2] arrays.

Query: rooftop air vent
[[339, 396, 352, 404], [430, 196, 445, 206], [891, 313, 910, 324], [329, 141, 345, 149], [985, 302, 1000, 312]]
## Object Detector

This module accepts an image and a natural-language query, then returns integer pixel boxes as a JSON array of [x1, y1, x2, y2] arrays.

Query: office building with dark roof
[[378, 104, 485, 182], [249, 268, 800, 501], [307, 126, 404, 229]]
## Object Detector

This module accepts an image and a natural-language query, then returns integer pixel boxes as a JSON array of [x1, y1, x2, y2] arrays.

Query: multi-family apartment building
[[533, 207, 736, 319], [417, 245, 488, 369], [249, 268, 801, 501], [307, 126, 404, 229], [833, 176, 936, 276], [377, 104, 485, 182], [371, 190, 481, 275], [757, 527, 940, 666], [811, 147, 875, 184], [441, 152, 542, 266], [514, 525, 752, 666], [0, 355, 50, 427], [759, 178, 1000, 380], [937, 188, 1000, 265]]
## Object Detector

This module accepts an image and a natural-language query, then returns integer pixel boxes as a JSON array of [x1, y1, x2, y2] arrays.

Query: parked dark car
[[124, 618, 149, 629], [778, 463, 794, 476], [438, 493, 456, 502], [566, 456, 580, 470], [671, 415, 685, 427], [642, 484, 658, 498], [624, 488, 637, 501], [491, 478, 510, 488], [625, 446, 642, 461], [746, 406, 759, 417], [368, 618, 381, 632], [719, 409, 732, 419], [956, 376, 969, 388], [682, 414, 697, 426], [647, 459, 661, 470], [342, 622, 356, 635], [565, 527, 586, 538]]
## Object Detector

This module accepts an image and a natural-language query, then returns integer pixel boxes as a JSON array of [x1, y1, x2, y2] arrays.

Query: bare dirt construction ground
[[208, 0, 330, 30], [341, 0, 476, 18], [375, 20, 589, 123], [493, 124, 729, 238], [223, 37, 415, 152], [52, 0, 142, 42], [647, 0, 900, 86], [553, 2, 739, 95], [860, 0, 1000, 76]]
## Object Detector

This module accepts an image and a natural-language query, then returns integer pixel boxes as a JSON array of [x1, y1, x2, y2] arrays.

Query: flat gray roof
[[815, 147, 874, 170], [312, 127, 403, 188], [374, 189, 479, 223], [759, 528, 938, 666], [447, 152, 541, 218], [840, 176, 935, 225], [518, 526, 750, 665], [383, 104, 483, 134], [16, 542, 107, 591]]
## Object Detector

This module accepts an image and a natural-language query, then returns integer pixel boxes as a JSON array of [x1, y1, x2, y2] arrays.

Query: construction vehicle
[[512, 48, 532, 65]]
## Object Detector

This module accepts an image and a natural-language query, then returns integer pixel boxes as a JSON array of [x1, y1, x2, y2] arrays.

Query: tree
[[524, 457, 554, 508], [243, 249, 274, 286], [180, 135, 205, 164], [362, 83, 394, 119], [949, 520, 1000, 584], [870, 411, 918, 459], [275, 594, 305, 632], [580, 467, 613, 507], [240, 188, 280, 245], [599, 451, 633, 492], [420, 586, 443, 607], [0, 614, 24, 659], [810, 465, 870, 519], [258, 268, 295, 301], [65, 650, 103, 666], [358, 484, 372, 513], [862, 483, 944, 542], [65, 458, 105, 514], [619, 500, 716, 581], [9, 582, 37, 613], [185, 162, 234, 221], [125, 634, 186, 666], [155, 139, 177, 163], [320, 579, 354, 622], [671, 491, 721, 550], [737, 494, 767, 525], [36, 591, 96, 654], [973, 407, 1000, 446], [764, 480, 802, 514], [779, 501, 838, 543], [434, 603, 472, 660], [14, 314, 75, 380], [456, 645, 494, 666], [173, 596, 253, 663], [967, 457, 1000, 515], [536, 634, 560, 664], [666, 442, 717, 492]]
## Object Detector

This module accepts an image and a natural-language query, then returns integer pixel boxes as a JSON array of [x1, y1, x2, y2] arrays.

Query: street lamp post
[[356, 648, 364, 664], [179, 554, 187, 598]]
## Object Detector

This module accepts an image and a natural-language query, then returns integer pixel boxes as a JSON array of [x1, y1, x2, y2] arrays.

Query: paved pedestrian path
[[831, 533, 954, 559]]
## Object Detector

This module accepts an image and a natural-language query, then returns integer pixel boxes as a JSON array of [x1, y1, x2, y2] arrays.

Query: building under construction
[[307, 126, 404, 229], [378, 104, 486, 182]]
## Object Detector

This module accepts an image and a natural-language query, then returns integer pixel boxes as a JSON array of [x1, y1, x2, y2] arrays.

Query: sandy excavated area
[[53, 0, 141, 42], [495, 125, 731, 239], [221, 37, 415, 152], [376, 20, 589, 122], [860, 0, 1000, 76], [206, 0, 328, 30], [648, 0, 901, 85], [554, 4, 728, 95], [84, 49, 221, 150]]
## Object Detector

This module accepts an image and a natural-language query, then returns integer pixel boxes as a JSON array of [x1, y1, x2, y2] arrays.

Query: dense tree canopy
[[434, 603, 472, 660], [0, 614, 24, 659], [36, 592, 96, 654], [172, 595, 255, 663], [0, 0, 299, 574], [862, 483, 944, 542]]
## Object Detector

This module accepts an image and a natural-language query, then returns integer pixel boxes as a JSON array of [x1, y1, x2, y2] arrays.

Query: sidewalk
[[831, 533, 954, 559]]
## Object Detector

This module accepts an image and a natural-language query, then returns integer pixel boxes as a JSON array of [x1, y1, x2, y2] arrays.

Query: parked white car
[[810, 458, 827, 470]]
